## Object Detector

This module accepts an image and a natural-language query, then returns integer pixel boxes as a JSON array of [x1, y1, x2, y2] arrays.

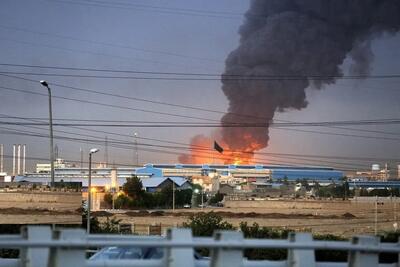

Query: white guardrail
[[0, 226, 399, 267]]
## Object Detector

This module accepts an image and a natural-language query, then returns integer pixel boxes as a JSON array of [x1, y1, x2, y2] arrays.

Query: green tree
[[81, 207, 102, 233], [98, 217, 122, 234], [123, 175, 144, 201], [182, 212, 234, 257], [209, 192, 224, 205], [114, 194, 132, 209], [175, 189, 193, 207], [182, 212, 234, 236], [103, 192, 113, 207], [160, 183, 173, 208], [313, 233, 347, 262], [239, 222, 289, 260]]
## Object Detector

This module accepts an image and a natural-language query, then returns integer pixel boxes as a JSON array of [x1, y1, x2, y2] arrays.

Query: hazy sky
[[0, 0, 399, 173]]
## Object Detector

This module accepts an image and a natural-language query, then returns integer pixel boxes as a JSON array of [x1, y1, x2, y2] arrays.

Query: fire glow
[[178, 134, 259, 165], [179, 1, 400, 165]]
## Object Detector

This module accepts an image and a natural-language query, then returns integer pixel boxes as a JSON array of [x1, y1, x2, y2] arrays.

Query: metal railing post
[[210, 231, 243, 267], [20, 226, 51, 267], [348, 236, 379, 267], [166, 228, 195, 267], [287, 233, 316, 267], [49, 228, 86, 267], [0, 227, 399, 267]]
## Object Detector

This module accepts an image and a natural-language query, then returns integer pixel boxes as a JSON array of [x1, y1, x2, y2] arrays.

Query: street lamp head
[[40, 80, 49, 87], [194, 189, 200, 194], [89, 148, 100, 154]]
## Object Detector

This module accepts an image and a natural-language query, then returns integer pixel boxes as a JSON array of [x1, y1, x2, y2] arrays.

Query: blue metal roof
[[270, 169, 343, 181], [141, 177, 169, 188], [350, 181, 400, 189], [14, 176, 190, 189], [135, 166, 163, 177]]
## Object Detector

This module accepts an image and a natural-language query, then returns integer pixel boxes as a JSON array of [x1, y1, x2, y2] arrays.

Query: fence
[[0, 226, 399, 267], [118, 223, 163, 235]]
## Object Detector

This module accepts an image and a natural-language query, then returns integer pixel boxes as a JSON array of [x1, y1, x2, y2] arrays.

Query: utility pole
[[12, 144, 15, 176], [374, 197, 385, 235], [394, 196, 397, 229], [87, 148, 100, 234], [172, 181, 175, 211], [0, 144, 3, 173], [40, 80, 55, 187], [80, 148, 83, 171], [104, 136, 108, 168], [374, 197, 378, 235]]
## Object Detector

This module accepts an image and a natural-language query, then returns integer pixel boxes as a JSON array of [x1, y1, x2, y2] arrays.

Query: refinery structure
[[7, 161, 343, 196], [0, 143, 399, 193]]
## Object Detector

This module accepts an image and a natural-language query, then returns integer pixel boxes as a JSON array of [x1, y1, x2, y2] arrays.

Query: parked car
[[183, 204, 191, 209], [90, 246, 207, 260], [89, 246, 163, 260]]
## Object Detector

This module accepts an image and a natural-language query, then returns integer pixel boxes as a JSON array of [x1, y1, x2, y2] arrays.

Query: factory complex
[[7, 161, 343, 192]]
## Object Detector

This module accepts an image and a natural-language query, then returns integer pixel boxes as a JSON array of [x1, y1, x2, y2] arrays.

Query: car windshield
[[90, 247, 164, 260], [90, 246, 206, 261]]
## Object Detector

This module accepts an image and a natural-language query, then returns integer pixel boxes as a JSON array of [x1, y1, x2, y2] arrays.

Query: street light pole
[[172, 181, 175, 211], [87, 148, 99, 234], [40, 80, 54, 187]]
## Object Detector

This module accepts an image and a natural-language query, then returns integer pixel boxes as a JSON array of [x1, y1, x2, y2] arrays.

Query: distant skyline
[[0, 0, 400, 173]]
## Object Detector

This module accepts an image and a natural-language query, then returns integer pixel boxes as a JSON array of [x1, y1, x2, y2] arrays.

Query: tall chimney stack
[[0, 144, 3, 173], [12, 144, 16, 176], [23, 144, 26, 174], [17, 144, 21, 175]]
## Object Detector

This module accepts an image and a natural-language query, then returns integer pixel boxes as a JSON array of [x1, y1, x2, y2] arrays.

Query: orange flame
[[178, 134, 260, 165]]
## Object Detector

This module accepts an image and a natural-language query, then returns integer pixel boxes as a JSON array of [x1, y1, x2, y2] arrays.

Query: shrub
[[182, 212, 234, 237]]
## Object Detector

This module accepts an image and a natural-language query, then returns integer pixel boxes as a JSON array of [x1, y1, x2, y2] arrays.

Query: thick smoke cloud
[[220, 0, 400, 155]]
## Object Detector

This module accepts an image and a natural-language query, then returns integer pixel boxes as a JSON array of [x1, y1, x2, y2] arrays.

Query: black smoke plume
[[220, 0, 400, 155]]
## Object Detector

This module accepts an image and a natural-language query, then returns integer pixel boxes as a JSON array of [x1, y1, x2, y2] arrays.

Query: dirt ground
[[97, 199, 400, 237], [0, 191, 82, 225]]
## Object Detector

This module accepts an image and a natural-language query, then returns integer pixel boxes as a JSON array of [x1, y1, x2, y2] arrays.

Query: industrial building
[[12, 162, 343, 191], [136, 164, 344, 182]]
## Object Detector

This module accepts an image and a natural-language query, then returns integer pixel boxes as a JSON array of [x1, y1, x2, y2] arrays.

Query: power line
[[0, 125, 366, 171], [0, 38, 214, 72], [50, 0, 242, 20], [0, 116, 399, 136], [3, 63, 400, 79], [0, 85, 217, 122], [2, 83, 400, 144], [3, 113, 391, 163], [2, 120, 400, 128], [2, 112, 392, 170], [0, 122, 372, 170], [76, 0, 244, 17], [0, 26, 221, 63], [2, 76, 400, 144], [0, 116, 384, 171], [0, 73, 267, 122], [2, 72, 400, 139], [0, 153, 132, 167], [1, 70, 400, 81]]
